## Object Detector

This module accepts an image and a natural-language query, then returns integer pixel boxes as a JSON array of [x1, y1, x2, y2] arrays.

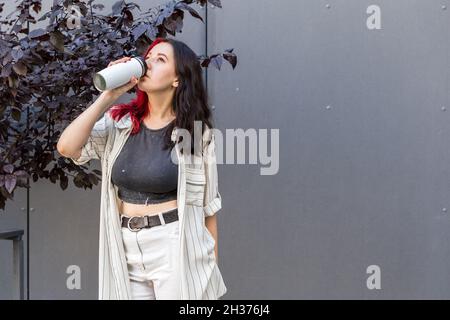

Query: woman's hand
[[101, 56, 139, 101]]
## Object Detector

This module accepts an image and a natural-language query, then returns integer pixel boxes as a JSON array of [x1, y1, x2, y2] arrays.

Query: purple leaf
[[2, 52, 13, 65], [1, 63, 12, 77], [37, 11, 51, 22], [32, 3, 42, 14], [210, 55, 223, 70], [208, 0, 222, 8], [11, 107, 21, 121], [223, 52, 237, 69], [175, 3, 204, 22], [156, 3, 175, 26], [200, 57, 210, 68], [12, 61, 27, 76], [29, 28, 47, 39], [132, 23, 147, 39], [49, 31, 64, 52], [123, 9, 134, 26], [3, 164, 14, 174], [14, 170, 29, 178], [5, 174, 16, 193], [112, 0, 124, 15], [60, 175, 68, 190], [145, 25, 158, 40]]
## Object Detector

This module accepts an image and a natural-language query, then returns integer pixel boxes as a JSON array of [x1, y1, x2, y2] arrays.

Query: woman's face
[[137, 42, 179, 93]]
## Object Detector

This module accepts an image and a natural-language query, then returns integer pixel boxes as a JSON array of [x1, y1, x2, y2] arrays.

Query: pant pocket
[[121, 228, 141, 266], [166, 221, 180, 271], [167, 220, 180, 238]]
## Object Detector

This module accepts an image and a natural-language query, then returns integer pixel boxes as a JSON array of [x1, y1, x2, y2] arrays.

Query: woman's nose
[[146, 57, 156, 69]]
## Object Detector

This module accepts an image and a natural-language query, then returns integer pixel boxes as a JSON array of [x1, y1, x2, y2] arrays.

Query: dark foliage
[[0, 0, 236, 210]]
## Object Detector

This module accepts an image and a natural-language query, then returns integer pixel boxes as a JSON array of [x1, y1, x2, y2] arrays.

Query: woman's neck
[[146, 92, 175, 121]]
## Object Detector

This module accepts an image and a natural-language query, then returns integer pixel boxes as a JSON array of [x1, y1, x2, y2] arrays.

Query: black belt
[[121, 208, 178, 232]]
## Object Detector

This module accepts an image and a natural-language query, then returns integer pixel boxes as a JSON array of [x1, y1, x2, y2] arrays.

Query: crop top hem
[[117, 186, 177, 205]]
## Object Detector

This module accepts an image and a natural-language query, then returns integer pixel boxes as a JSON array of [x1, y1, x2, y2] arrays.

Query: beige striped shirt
[[70, 110, 227, 299]]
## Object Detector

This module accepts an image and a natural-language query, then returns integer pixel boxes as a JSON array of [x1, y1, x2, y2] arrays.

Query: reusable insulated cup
[[93, 56, 147, 92]]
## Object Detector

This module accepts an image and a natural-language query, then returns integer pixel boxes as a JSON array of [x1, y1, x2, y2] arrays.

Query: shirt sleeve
[[70, 112, 111, 166], [202, 128, 222, 217]]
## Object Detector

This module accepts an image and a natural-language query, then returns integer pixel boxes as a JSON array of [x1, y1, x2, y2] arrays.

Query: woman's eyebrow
[[146, 52, 168, 59]]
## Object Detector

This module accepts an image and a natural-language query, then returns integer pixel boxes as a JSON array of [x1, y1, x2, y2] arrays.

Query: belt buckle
[[127, 216, 141, 232]]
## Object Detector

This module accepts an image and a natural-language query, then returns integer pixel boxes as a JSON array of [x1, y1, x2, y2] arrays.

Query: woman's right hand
[[101, 56, 139, 101]]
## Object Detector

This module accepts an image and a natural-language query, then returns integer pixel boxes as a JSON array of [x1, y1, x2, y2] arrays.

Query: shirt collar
[[113, 112, 132, 129]]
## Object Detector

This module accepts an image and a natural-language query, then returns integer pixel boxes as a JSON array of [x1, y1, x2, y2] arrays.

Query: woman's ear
[[173, 77, 179, 88]]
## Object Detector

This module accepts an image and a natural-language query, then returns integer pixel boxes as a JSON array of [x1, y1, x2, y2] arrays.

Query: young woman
[[57, 38, 226, 300]]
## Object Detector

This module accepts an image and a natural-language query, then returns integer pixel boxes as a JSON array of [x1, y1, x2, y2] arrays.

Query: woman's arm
[[57, 56, 139, 161], [56, 92, 115, 160]]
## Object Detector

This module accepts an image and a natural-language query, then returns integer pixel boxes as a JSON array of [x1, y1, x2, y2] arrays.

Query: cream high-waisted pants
[[120, 211, 181, 300]]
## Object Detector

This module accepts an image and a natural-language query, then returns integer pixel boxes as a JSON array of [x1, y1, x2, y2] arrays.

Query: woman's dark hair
[[109, 37, 214, 155]]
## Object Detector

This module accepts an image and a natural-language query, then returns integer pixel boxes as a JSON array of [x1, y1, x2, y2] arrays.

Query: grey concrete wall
[[1, 0, 450, 299]]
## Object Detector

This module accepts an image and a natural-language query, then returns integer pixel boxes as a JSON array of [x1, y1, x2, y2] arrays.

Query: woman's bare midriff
[[118, 199, 178, 217]]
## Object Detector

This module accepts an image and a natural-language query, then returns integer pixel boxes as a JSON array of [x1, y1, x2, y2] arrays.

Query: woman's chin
[[139, 86, 153, 93]]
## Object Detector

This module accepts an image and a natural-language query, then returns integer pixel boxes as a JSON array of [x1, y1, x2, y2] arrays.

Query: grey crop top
[[111, 119, 178, 205]]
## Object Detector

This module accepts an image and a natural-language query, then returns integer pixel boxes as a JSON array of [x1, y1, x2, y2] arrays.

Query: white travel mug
[[93, 56, 147, 92]]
